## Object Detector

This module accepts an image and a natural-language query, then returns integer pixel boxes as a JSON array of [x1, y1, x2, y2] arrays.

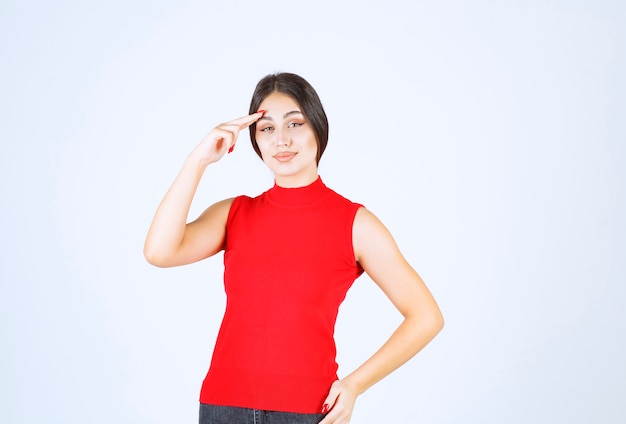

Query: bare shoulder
[[182, 197, 236, 261], [353, 207, 400, 265], [189, 197, 236, 237], [353, 206, 386, 230], [195, 197, 236, 222]]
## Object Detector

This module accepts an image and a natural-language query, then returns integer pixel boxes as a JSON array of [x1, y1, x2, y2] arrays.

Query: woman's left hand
[[319, 379, 359, 424]]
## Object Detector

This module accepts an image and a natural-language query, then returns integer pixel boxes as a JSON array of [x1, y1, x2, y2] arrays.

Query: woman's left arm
[[320, 207, 444, 424]]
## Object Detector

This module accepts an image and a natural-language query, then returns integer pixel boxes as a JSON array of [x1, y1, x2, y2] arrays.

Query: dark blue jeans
[[199, 403, 326, 424]]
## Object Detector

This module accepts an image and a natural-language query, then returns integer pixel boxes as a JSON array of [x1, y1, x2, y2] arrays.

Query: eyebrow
[[258, 110, 303, 121]]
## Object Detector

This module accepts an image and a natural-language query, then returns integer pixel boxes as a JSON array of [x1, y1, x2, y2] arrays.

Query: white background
[[1, 1, 624, 422]]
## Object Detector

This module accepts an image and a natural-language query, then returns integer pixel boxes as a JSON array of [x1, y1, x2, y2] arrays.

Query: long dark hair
[[248, 73, 329, 164]]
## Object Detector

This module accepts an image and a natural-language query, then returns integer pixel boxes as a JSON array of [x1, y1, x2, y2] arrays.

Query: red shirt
[[200, 177, 363, 413]]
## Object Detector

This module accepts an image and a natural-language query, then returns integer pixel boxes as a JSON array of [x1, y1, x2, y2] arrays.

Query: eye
[[288, 122, 305, 128], [258, 126, 273, 132]]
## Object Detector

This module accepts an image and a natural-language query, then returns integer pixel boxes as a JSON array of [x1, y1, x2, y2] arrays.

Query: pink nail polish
[[257, 109, 266, 115], [228, 145, 234, 154], [321, 404, 329, 414]]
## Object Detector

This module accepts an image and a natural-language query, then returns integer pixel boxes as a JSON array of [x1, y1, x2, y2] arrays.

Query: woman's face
[[255, 92, 319, 187]]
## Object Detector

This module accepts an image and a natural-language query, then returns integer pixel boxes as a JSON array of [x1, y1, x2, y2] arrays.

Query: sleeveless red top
[[199, 177, 363, 413]]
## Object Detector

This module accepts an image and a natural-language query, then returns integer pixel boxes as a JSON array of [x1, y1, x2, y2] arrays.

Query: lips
[[273, 151, 297, 162]]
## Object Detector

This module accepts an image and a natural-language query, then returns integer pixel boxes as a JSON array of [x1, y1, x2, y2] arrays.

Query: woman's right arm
[[143, 112, 263, 268]]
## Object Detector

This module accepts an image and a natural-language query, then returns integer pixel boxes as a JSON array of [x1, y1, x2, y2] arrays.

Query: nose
[[276, 128, 291, 148]]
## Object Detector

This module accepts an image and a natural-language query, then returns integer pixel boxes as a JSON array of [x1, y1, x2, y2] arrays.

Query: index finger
[[226, 111, 265, 130]]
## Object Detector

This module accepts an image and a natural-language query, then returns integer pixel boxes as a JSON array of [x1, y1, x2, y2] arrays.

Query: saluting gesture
[[145, 73, 443, 424]]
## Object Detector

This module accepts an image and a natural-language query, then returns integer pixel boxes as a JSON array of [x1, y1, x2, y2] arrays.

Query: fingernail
[[228, 145, 234, 154], [257, 109, 266, 115], [321, 404, 329, 414]]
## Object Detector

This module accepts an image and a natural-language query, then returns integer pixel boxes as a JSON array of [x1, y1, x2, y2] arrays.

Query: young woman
[[144, 73, 444, 424]]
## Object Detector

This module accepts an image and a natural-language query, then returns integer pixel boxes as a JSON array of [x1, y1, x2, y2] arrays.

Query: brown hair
[[248, 73, 329, 164]]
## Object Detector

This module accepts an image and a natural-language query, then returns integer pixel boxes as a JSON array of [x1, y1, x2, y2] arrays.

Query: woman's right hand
[[189, 111, 264, 167], [144, 111, 264, 267]]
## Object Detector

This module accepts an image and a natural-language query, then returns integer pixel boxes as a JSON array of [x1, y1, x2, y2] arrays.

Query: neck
[[274, 169, 319, 188], [267, 175, 326, 207]]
